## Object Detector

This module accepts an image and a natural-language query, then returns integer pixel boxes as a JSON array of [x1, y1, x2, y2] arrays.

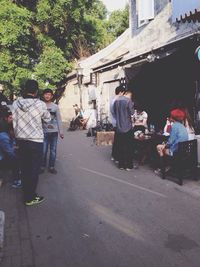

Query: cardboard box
[[96, 131, 115, 146]]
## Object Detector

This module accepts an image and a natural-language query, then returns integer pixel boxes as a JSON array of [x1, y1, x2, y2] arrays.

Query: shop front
[[126, 34, 200, 133]]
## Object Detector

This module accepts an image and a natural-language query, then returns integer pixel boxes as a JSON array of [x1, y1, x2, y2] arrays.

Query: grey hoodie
[[12, 97, 51, 143], [42, 102, 63, 135]]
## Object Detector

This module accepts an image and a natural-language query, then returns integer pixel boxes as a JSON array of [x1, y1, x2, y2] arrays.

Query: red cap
[[170, 109, 185, 121]]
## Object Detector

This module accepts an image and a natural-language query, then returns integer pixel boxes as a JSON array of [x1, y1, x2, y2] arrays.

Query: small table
[[133, 134, 169, 165]]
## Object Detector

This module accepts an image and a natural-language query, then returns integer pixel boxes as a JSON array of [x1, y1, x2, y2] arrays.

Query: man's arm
[[166, 125, 177, 148], [56, 106, 64, 138], [128, 100, 134, 116]]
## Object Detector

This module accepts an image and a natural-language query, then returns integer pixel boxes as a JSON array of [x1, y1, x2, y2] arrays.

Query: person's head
[[1, 109, 12, 124], [124, 89, 132, 99], [115, 85, 125, 96], [170, 109, 185, 123], [42, 88, 54, 102], [24, 80, 39, 96], [134, 103, 143, 113]]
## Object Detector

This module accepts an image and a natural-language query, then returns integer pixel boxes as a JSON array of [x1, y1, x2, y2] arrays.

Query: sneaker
[[125, 168, 133, 171], [154, 168, 161, 176], [115, 160, 119, 164], [48, 168, 57, 174], [133, 163, 139, 169], [25, 196, 45, 206], [111, 157, 115, 161], [12, 179, 22, 188], [119, 167, 124, 170]]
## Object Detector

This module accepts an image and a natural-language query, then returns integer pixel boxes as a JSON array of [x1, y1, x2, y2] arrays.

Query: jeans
[[18, 140, 43, 202], [42, 132, 58, 168], [0, 132, 20, 179]]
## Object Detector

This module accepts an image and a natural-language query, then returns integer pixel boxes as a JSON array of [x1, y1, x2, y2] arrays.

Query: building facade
[[59, 0, 200, 129]]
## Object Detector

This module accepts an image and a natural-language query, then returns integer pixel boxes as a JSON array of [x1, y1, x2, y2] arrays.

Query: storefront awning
[[172, 0, 200, 22], [93, 32, 200, 74]]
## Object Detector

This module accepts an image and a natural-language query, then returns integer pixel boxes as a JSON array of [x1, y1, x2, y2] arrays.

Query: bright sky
[[101, 0, 128, 12]]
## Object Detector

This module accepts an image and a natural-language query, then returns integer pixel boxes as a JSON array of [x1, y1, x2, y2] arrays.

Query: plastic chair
[[161, 139, 198, 185]]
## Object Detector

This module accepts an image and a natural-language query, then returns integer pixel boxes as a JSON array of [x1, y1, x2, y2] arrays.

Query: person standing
[[113, 90, 134, 170], [41, 89, 64, 174], [110, 85, 125, 161], [12, 80, 51, 206]]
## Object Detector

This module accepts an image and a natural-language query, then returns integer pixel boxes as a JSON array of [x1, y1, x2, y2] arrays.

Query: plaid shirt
[[12, 97, 51, 143]]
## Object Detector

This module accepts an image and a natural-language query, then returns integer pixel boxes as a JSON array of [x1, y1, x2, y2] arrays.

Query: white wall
[[129, 1, 200, 57]]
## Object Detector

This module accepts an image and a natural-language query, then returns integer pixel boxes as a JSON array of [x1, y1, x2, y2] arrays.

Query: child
[[41, 89, 64, 174]]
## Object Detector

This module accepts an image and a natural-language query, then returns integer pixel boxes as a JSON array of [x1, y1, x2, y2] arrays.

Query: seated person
[[155, 109, 188, 174], [0, 109, 21, 187], [163, 117, 173, 136], [73, 104, 81, 117], [182, 107, 195, 140], [132, 104, 148, 134], [80, 106, 96, 130]]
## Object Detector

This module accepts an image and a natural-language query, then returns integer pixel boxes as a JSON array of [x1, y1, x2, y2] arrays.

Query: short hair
[[115, 85, 125, 95], [24, 80, 39, 94], [170, 109, 185, 122], [124, 89, 132, 95], [42, 88, 54, 95]]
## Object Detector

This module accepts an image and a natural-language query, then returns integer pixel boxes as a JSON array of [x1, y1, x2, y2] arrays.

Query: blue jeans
[[42, 132, 58, 168]]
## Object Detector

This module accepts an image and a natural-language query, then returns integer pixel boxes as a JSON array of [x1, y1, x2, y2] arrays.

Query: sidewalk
[[0, 174, 35, 267]]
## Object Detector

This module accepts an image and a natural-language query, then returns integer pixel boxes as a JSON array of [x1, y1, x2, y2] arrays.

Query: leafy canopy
[[0, 0, 129, 96]]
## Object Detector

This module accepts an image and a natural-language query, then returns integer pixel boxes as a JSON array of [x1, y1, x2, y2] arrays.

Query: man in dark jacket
[[113, 90, 134, 170]]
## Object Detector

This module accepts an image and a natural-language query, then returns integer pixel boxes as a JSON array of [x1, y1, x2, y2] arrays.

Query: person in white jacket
[[12, 80, 51, 206]]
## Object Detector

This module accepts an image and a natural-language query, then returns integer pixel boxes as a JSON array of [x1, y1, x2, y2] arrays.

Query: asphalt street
[[24, 130, 200, 267]]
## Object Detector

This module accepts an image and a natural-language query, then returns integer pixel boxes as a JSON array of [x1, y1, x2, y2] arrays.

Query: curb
[[0, 210, 5, 262]]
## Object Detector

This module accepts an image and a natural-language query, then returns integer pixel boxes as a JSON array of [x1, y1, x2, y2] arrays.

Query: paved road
[[2, 130, 200, 267]]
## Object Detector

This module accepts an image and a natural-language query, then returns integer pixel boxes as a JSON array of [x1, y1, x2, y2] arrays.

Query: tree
[[0, 0, 32, 95], [34, 46, 72, 90], [106, 5, 129, 40], [0, 0, 129, 97]]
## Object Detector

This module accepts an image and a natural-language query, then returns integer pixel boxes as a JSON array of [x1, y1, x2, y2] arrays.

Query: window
[[137, 0, 155, 27]]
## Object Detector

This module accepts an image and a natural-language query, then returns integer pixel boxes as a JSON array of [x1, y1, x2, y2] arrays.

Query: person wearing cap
[[155, 109, 188, 175], [41, 89, 64, 174], [157, 109, 188, 156]]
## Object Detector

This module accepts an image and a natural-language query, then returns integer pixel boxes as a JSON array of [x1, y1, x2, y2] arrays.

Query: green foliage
[[0, 50, 15, 82], [0, 0, 32, 48], [86, 0, 107, 20], [106, 5, 129, 39], [34, 46, 72, 89], [0, 0, 129, 96]]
